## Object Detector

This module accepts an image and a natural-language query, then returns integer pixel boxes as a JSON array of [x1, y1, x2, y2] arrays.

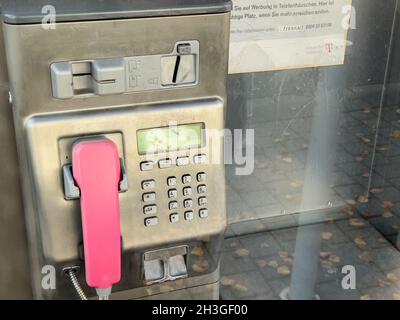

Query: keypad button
[[197, 172, 206, 182], [142, 180, 155, 190], [143, 192, 156, 202], [182, 174, 192, 184], [199, 208, 208, 219], [184, 211, 194, 220], [140, 161, 154, 171], [170, 213, 179, 223], [169, 201, 178, 210], [177, 156, 190, 166], [194, 154, 207, 164], [167, 176, 177, 186], [183, 199, 193, 208], [145, 217, 158, 226], [198, 196, 207, 206], [143, 205, 157, 215], [168, 189, 178, 198], [159, 158, 172, 169], [183, 187, 192, 196], [197, 184, 207, 194]]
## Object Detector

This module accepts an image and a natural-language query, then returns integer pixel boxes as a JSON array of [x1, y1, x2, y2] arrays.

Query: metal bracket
[[63, 158, 128, 200]]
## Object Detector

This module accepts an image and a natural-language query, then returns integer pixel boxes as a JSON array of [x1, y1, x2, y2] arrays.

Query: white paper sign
[[229, 0, 352, 74]]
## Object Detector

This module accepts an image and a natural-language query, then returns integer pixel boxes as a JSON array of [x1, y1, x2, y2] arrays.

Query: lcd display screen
[[137, 123, 204, 154]]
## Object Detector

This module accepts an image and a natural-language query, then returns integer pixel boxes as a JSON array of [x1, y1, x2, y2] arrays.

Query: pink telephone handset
[[72, 138, 121, 299]]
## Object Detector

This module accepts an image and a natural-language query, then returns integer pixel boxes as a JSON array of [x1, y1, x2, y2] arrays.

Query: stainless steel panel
[[0, 22, 32, 299], [3, 12, 230, 299]]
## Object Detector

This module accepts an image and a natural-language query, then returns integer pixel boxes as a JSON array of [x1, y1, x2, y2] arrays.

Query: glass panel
[[222, 0, 400, 300]]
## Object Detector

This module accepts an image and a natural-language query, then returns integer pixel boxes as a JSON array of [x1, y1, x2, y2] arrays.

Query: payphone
[[2, 0, 231, 299]]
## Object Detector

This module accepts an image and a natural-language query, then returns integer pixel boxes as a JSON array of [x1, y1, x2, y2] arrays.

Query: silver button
[[143, 205, 157, 215], [199, 208, 208, 218], [142, 180, 155, 190], [183, 199, 193, 208], [143, 192, 156, 202], [197, 172, 206, 182], [194, 154, 207, 164], [170, 213, 179, 223], [145, 217, 158, 226], [198, 196, 207, 206], [169, 201, 178, 210], [167, 176, 177, 186], [184, 211, 194, 220], [168, 189, 178, 198], [140, 161, 154, 171], [197, 184, 207, 194], [182, 174, 192, 184], [176, 156, 190, 166], [159, 158, 172, 169], [183, 187, 192, 196]]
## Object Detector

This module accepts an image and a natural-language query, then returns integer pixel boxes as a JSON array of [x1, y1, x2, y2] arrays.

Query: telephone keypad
[[141, 154, 209, 225]]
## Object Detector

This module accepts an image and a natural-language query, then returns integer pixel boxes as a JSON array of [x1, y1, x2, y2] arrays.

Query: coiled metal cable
[[66, 269, 88, 300]]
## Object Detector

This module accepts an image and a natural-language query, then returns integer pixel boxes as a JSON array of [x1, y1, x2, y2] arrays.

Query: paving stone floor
[[220, 216, 400, 300]]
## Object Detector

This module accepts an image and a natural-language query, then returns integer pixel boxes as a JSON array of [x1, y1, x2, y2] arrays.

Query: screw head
[[8, 92, 12, 105]]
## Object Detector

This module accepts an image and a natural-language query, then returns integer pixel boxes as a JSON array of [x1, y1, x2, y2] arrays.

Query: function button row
[[140, 155, 207, 171]]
